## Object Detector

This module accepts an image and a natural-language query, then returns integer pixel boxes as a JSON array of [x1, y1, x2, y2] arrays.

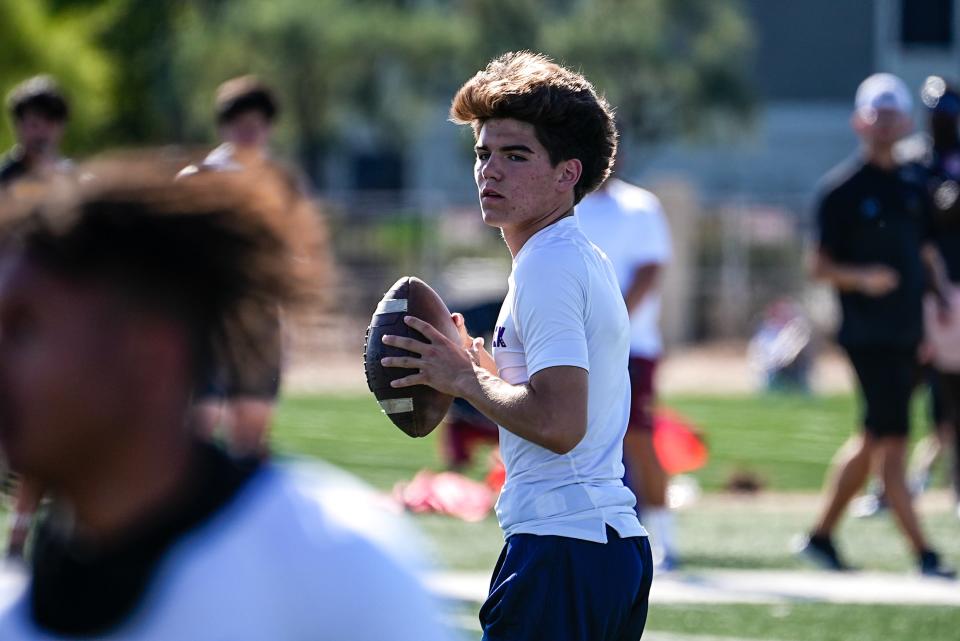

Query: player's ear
[[556, 158, 582, 194]]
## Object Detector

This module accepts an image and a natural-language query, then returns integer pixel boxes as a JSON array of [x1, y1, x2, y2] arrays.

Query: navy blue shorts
[[480, 527, 653, 641]]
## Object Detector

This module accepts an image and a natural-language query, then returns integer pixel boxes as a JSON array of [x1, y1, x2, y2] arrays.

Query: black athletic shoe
[[919, 550, 957, 579], [792, 533, 849, 571]]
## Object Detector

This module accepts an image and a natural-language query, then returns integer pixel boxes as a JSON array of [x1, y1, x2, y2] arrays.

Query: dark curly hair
[[215, 75, 279, 124], [6, 75, 69, 122], [449, 51, 617, 204]]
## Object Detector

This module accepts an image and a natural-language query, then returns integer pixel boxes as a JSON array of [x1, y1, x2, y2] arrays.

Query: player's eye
[[476, 151, 490, 161], [507, 154, 526, 162]]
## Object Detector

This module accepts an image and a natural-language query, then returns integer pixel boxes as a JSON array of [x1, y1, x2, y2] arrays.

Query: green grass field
[[647, 603, 959, 641], [273, 391, 945, 492], [273, 392, 960, 640]]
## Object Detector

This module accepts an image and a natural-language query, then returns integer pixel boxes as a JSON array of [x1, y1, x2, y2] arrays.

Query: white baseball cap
[[855, 73, 913, 116]]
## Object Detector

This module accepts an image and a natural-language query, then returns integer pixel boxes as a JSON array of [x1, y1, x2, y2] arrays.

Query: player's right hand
[[859, 266, 899, 297]]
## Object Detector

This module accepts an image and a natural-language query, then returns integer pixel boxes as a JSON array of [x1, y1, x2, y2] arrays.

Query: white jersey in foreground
[[576, 178, 672, 358], [492, 215, 646, 543], [0, 461, 453, 641]]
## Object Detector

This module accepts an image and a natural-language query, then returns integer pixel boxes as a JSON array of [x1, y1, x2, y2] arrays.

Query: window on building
[[901, 0, 953, 47]]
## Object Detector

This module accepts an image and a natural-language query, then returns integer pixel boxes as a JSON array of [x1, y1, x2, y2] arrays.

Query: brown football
[[363, 276, 460, 437]]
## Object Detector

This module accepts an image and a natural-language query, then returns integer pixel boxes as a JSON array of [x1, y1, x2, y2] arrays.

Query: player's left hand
[[381, 316, 478, 396]]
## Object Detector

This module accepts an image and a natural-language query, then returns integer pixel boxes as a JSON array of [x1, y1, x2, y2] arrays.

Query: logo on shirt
[[860, 198, 880, 219], [493, 326, 507, 348]]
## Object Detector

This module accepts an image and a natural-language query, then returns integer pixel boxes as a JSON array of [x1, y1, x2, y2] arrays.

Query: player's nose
[[479, 157, 501, 181]]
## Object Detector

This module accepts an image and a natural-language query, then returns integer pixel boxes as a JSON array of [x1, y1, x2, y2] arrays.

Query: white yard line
[[643, 634, 780, 641], [426, 568, 960, 606]]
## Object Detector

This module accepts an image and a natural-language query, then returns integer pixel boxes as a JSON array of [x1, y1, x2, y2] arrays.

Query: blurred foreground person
[[0, 160, 451, 640], [0, 75, 74, 559], [577, 171, 677, 570], [797, 73, 955, 578], [181, 75, 306, 457]]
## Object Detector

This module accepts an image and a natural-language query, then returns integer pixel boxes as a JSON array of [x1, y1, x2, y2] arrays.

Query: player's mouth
[[480, 188, 504, 202]]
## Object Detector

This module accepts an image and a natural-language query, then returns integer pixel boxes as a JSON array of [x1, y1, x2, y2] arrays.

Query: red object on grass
[[393, 470, 495, 522], [653, 408, 708, 474]]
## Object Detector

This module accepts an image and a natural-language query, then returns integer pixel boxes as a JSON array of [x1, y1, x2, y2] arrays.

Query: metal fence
[[311, 184, 830, 358]]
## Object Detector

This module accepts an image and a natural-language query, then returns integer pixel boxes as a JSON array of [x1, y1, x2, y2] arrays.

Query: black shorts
[[845, 345, 917, 438]]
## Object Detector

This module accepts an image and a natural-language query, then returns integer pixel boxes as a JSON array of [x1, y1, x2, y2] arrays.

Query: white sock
[[644, 507, 676, 561]]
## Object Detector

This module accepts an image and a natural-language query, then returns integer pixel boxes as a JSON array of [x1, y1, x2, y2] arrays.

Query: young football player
[[383, 52, 653, 640]]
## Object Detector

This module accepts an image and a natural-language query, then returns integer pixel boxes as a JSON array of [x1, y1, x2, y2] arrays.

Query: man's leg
[[624, 356, 677, 569], [936, 372, 960, 511], [624, 430, 673, 564], [801, 345, 910, 569], [813, 432, 876, 536], [879, 434, 957, 576], [908, 370, 946, 494], [879, 436, 927, 552], [795, 431, 876, 570]]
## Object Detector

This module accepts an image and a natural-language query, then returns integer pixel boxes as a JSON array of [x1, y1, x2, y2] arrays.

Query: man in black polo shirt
[[0, 76, 72, 195], [796, 73, 955, 578]]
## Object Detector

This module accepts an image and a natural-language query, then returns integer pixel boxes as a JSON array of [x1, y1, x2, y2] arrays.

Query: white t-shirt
[[492, 216, 646, 543], [0, 462, 454, 641], [576, 179, 672, 358]]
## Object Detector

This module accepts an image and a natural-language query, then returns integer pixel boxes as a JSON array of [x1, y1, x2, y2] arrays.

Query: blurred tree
[[2, 0, 754, 180], [171, 0, 468, 186], [0, 0, 113, 154], [170, 0, 752, 186], [546, 0, 755, 142], [93, 0, 189, 144]]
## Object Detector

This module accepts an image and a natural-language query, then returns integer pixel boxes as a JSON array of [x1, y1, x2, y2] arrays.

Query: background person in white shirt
[[577, 173, 676, 570], [382, 51, 653, 641]]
